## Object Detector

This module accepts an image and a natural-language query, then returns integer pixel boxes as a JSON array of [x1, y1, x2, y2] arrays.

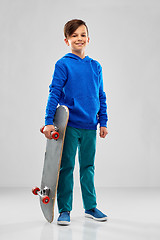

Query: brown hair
[[64, 19, 89, 38]]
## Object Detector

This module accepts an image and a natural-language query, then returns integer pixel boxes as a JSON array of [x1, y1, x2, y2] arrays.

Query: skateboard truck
[[40, 126, 59, 140], [32, 186, 50, 204]]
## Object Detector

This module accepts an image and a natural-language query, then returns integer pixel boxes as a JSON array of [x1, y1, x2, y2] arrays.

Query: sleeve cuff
[[100, 121, 108, 128], [45, 118, 54, 126]]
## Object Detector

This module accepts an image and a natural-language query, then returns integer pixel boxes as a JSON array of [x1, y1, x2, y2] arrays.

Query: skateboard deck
[[32, 105, 69, 223]]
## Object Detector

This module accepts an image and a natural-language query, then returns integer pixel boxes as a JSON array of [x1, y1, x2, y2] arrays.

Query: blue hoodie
[[45, 53, 108, 130]]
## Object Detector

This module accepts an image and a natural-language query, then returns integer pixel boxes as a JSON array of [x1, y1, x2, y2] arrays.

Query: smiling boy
[[44, 19, 108, 225], [64, 24, 89, 59]]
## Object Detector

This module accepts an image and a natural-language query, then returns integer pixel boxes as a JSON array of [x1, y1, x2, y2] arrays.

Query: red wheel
[[32, 187, 40, 195], [40, 126, 45, 134], [42, 195, 50, 204], [51, 132, 59, 140]]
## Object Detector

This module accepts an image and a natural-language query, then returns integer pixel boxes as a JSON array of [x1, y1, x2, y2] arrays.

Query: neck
[[71, 50, 85, 59]]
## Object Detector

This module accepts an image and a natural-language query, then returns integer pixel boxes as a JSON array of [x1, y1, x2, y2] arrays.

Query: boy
[[43, 19, 108, 225]]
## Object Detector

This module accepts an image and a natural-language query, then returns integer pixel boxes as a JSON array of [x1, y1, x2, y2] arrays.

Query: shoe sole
[[57, 221, 71, 226], [85, 213, 107, 222]]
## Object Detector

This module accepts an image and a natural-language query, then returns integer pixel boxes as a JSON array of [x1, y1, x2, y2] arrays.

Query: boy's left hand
[[100, 127, 108, 138]]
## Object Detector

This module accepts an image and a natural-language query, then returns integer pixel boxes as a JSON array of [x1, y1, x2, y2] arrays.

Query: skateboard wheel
[[32, 187, 40, 195], [51, 132, 59, 140], [42, 195, 50, 204], [40, 126, 45, 133]]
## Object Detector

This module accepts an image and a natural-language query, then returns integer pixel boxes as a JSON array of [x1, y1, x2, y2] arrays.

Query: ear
[[64, 38, 70, 46], [87, 37, 90, 44]]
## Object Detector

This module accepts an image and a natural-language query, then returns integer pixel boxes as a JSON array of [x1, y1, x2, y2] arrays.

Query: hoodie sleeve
[[98, 64, 108, 128], [45, 61, 67, 125]]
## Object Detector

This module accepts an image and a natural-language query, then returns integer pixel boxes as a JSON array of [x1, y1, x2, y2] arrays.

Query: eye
[[82, 34, 86, 37]]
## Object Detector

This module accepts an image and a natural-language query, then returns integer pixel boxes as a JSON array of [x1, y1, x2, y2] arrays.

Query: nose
[[78, 35, 82, 41]]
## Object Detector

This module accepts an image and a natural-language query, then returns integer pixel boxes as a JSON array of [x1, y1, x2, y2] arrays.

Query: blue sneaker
[[85, 208, 107, 221], [57, 211, 70, 225]]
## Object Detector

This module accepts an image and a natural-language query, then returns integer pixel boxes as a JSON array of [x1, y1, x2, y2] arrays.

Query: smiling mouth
[[75, 43, 84, 45]]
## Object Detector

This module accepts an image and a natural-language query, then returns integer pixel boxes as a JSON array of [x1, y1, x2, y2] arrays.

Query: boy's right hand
[[43, 125, 55, 139]]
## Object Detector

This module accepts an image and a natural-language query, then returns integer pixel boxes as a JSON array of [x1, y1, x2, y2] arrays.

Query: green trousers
[[57, 126, 97, 213]]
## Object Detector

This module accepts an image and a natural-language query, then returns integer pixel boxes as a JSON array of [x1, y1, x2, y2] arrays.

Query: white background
[[0, 0, 160, 187]]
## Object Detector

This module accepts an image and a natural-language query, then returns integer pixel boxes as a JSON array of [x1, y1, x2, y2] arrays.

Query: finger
[[100, 130, 107, 138], [104, 133, 107, 138], [44, 131, 52, 139], [44, 127, 55, 139], [100, 131, 104, 138]]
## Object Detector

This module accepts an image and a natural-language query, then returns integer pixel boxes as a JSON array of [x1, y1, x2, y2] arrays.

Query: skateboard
[[32, 105, 69, 223]]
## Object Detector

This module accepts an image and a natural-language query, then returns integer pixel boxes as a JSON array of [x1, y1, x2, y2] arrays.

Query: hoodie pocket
[[61, 95, 74, 110], [73, 96, 100, 125]]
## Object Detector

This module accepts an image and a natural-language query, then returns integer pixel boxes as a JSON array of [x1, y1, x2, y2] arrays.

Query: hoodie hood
[[64, 53, 91, 62]]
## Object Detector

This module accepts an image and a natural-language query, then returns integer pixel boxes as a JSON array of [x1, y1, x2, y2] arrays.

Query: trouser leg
[[78, 129, 97, 210], [57, 126, 79, 213]]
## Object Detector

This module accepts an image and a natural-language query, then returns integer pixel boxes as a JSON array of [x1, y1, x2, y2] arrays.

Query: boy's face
[[64, 25, 90, 53]]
